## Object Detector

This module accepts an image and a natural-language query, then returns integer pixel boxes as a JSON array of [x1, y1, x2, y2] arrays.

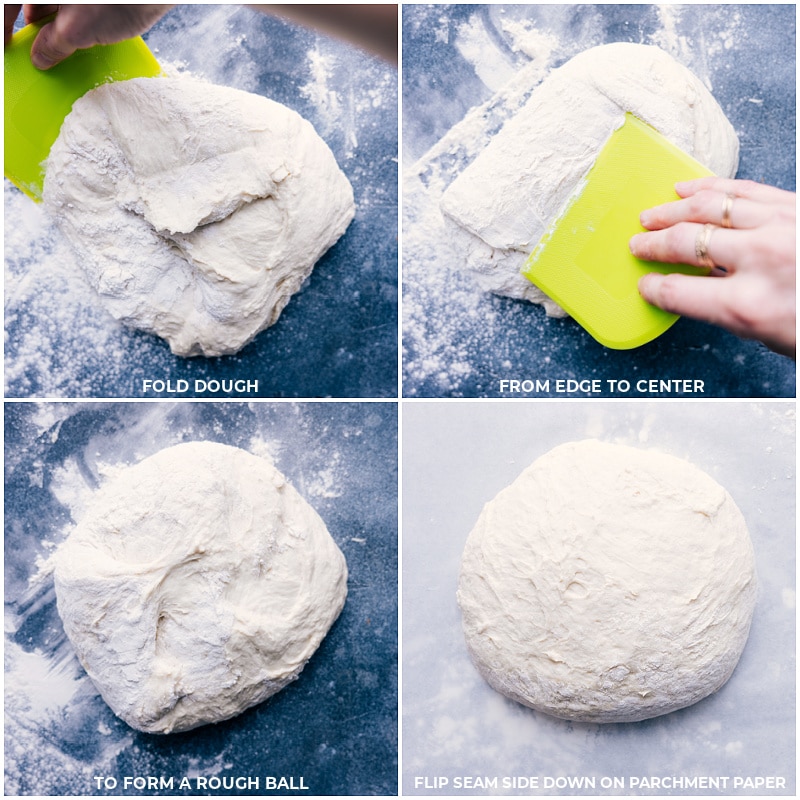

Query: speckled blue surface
[[4, 5, 397, 399], [402, 4, 795, 398], [4, 401, 398, 795]]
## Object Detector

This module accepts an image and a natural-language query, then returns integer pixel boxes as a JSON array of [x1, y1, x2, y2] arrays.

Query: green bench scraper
[[521, 113, 713, 350], [4, 17, 161, 202]]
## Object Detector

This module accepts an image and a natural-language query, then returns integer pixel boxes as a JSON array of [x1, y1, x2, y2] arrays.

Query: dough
[[53, 441, 348, 733], [440, 43, 740, 314], [457, 440, 756, 723], [43, 77, 355, 356]]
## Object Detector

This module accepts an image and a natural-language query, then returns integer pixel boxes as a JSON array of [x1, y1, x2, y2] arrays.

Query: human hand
[[4, 5, 172, 69], [630, 177, 796, 357]]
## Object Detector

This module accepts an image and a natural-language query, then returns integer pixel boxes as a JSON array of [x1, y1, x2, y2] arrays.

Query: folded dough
[[44, 77, 355, 356], [440, 43, 739, 314], [54, 442, 348, 733]]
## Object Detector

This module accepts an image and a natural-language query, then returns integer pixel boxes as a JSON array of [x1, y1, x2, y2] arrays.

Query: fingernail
[[638, 273, 655, 299], [639, 210, 652, 227], [629, 234, 641, 255]]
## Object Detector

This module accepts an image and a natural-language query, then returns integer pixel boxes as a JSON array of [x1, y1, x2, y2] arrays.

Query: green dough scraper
[[4, 17, 161, 202], [521, 113, 713, 350]]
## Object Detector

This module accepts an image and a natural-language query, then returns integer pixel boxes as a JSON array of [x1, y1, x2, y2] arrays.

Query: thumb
[[30, 18, 79, 69]]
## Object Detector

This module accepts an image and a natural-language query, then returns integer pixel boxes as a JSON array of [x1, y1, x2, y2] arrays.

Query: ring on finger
[[721, 192, 736, 228], [695, 223, 717, 268]]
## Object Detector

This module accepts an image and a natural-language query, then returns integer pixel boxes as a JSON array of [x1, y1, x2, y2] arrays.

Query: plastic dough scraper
[[4, 17, 161, 201], [521, 113, 714, 350]]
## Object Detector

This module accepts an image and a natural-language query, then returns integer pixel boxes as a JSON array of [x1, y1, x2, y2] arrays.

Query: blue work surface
[[4, 402, 398, 796], [4, 5, 397, 399], [402, 4, 795, 398], [402, 401, 795, 795]]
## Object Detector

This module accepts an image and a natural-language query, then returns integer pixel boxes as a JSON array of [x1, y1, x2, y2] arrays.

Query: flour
[[43, 76, 355, 357], [53, 441, 348, 734], [458, 440, 756, 723], [439, 42, 739, 314]]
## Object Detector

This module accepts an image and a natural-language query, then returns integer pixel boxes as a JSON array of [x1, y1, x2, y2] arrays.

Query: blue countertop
[[402, 4, 795, 398], [4, 401, 398, 795]]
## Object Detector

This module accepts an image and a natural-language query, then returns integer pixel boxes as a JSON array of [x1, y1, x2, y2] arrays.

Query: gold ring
[[721, 192, 735, 228], [695, 223, 716, 268]]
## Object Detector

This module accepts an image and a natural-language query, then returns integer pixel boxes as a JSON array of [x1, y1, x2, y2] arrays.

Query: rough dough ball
[[53, 441, 348, 734], [457, 440, 756, 723], [440, 43, 739, 314], [43, 77, 355, 356]]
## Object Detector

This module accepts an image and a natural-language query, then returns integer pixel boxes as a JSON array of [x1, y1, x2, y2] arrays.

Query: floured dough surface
[[457, 440, 756, 723], [43, 77, 355, 356], [53, 441, 348, 734], [440, 43, 740, 314]]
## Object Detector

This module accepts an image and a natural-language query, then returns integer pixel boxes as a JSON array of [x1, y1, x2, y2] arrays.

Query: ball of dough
[[53, 442, 348, 734], [43, 77, 355, 356], [457, 440, 756, 723], [440, 43, 739, 313]]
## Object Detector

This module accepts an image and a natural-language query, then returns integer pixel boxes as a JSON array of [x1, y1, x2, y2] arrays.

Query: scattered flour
[[402, 6, 756, 396], [5, 3, 396, 397], [454, 16, 518, 91]]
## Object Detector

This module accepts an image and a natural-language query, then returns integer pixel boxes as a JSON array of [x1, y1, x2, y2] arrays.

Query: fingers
[[4, 5, 21, 45], [28, 5, 173, 68], [639, 190, 769, 231], [634, 177, 796, 356], [23, 4, 59, 24], [638, 271, 762, 341], [639, 271, 796, 357], [633, 176, 796, 275], [29, 13, 80, 69], [638, 272, 732, 325], [630, 222, 740, 270], [675, 177, 796, 207]]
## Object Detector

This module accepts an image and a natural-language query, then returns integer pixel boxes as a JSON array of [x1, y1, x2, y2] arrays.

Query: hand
[[630, 177, 796, 358], [4, 5, 172, 69]]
